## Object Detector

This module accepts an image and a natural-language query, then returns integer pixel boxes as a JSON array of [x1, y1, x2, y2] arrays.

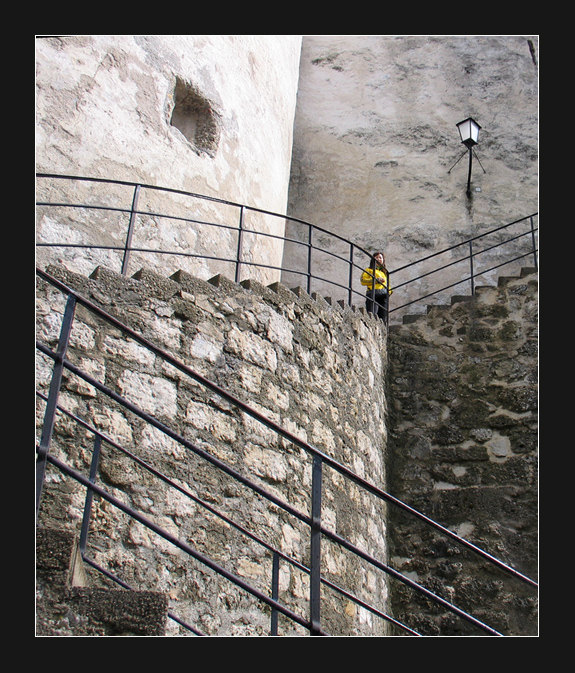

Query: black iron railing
[[36, 267, 537, 636], [388, 213, 538, 315], [36, 174, 537, 324], [35, 173, 376, 308]]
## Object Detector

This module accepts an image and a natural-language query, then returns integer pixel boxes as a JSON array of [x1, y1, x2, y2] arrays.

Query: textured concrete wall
[[36, 35, 302, 284], [36, 263, 389, 636], [285, 36, 538, 319], [386, 267, 538, 635]]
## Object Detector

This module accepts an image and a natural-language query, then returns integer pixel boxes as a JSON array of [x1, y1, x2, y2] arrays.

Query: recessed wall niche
[[169, 77, 220, 157]]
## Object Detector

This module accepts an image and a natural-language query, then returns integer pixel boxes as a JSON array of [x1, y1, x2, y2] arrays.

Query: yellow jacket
[[361, 267, 392, 294]]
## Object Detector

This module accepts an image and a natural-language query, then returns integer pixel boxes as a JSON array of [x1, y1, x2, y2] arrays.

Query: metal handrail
[[36, 390, 418, 637], [36, 173, 537, 323], [388, 213, 538, 313], [35, 173, 375, 309], [36, 266, 537, 636]]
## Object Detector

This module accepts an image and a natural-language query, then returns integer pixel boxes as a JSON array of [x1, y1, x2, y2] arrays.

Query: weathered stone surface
[[36, 527, 168, 636], [387, 268, 537, 636], [36, 35, 539, 637], [36, 263, 389, 636], [284, 36, 538, 320], [36, 36, 302, 285]]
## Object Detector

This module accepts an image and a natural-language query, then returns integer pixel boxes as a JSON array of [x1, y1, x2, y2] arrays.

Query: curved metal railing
[[35, 173, 377, 308], [36, 173, 537, 323]]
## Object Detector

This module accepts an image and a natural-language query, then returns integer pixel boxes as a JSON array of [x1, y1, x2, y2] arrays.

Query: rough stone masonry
[[386, 267, 538, 635], [36, 263, 389, 636]]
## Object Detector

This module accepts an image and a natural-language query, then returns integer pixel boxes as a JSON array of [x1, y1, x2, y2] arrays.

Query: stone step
[[36, 527, 168, 636], [48, 261, 538, 335], [395, 265, 538, 326], [402, 313, 425, 325], [497, 266, 538, 286], [57, 263, 354, 320]]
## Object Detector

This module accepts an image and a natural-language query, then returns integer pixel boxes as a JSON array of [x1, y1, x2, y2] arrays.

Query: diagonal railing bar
[[391, 250, 538, 313], [390, 214, 539, 276], [36, 389, 419, 636], [36, 343, 503, 635], [389, 229, 537, 293], [80, 550, 206, 636], [36, 339, 312, 527], [388, 215, 538, 314], [36, 345, 499, 635], [35, 179, 539, 636], [36, 266, 537, 636], [40, 450, 320, 634]]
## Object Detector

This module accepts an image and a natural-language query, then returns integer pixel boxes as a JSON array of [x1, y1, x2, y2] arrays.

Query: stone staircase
[[385, 265, 538, 636], [90, 264, 376, 319], [389, 266, 537, 333]]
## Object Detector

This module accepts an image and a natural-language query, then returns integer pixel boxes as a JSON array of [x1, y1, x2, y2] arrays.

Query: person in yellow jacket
[[361, 251, 392, 321]]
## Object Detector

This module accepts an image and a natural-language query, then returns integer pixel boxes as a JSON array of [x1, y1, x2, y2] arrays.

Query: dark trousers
[[366, 290, 388, 321]]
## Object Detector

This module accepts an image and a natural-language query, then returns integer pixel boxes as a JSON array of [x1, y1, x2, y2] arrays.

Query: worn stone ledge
[[36, 527, 168, 636]]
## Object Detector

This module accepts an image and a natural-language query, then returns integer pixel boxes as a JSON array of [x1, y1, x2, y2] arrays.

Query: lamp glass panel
[[458, 119, 471, 142], [470, 121, 479, 143]]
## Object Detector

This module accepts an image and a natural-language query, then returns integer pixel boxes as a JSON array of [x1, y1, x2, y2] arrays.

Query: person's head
[[371, 251, 385, 268]]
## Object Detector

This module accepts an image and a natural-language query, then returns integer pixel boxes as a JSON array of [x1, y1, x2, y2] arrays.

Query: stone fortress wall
[[285, 36, 538, 320], [36, 35, 303, 286], [36, 35, 538, 636], [36, 262, 389, 636], [387, 267, 538, 635]]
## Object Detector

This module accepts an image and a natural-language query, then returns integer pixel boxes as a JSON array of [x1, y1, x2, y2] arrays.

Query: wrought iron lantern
[[456, 117, 481, 148], [448, 117, 485, 196]]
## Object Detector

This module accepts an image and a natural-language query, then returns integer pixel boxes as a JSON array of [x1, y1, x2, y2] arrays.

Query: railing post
[[121, 184, 141, 276], [36, 294, 76, 516], [270, 551, 280, 635], [530, 215, 538, 269], [235, 206, 245, 283], [369, 258, 377, 313], [79, 435, 103, 555], [306, 224, 313, 294], [348, 244, 354, 306], [386, 270, 391, 326], [469, 240, 475, 295], [310, 454, 323, 635]]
